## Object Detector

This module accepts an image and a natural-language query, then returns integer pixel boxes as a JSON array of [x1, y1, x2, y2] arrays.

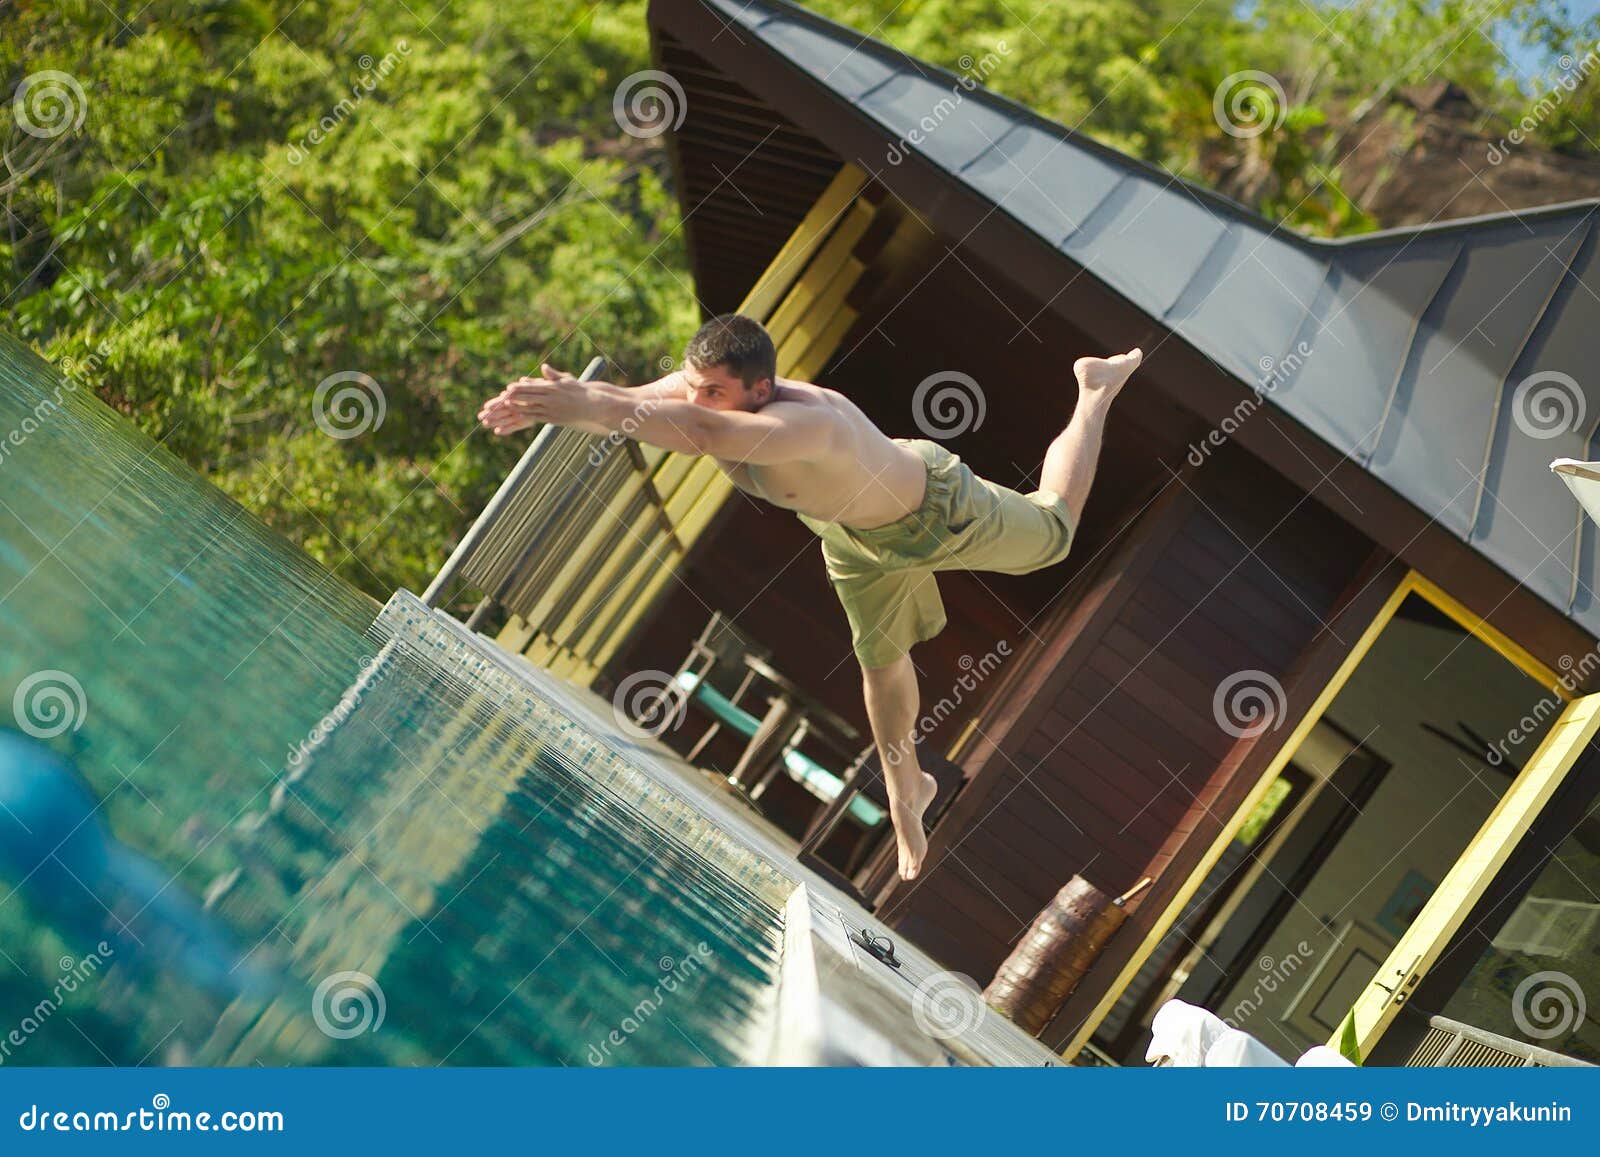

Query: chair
[[750, 715, 886, 827], [626, 610, 772, 761], [796, 739, 968, 897]]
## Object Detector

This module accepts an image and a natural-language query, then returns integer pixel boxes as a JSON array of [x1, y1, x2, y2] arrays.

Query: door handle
[[1372, 953, 1424, 1005]]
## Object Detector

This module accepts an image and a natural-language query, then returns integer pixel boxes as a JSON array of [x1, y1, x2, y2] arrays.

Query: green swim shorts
[[796, 438, 1075, 668]]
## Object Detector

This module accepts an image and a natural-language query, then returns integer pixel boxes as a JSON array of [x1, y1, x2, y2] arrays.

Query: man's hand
[[475, 361, 830, 463], [477, 363, 594, 436]]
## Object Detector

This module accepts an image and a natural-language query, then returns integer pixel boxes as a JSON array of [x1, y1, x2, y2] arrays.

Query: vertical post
[[421, 356, 607, 610]]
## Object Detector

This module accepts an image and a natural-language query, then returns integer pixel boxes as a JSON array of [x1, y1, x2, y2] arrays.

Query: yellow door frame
[[1059, 567, 1578, 1061], [1343, 693, 1600, 1059]]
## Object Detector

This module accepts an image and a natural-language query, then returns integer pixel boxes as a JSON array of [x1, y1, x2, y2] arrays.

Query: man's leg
[[1041, 349, 1142, 528], [860, 653, 939, 881]]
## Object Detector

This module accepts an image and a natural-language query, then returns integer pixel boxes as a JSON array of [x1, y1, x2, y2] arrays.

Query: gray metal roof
[[702, 0, 1600, 637]]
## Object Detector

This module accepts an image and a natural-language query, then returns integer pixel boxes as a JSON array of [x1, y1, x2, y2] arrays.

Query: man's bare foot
[[890, 770, 939, 881], [1073, 348, 1142, 400]]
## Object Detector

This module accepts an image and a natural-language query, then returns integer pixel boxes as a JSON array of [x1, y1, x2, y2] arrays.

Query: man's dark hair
[[684, 313, 776, 389]]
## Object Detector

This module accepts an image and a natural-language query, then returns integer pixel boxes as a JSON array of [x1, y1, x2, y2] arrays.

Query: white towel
[[1295, 1045, 1356, 1067], [1204, 1028, 1290, 1067], [1145, 998, 1231, 1066]]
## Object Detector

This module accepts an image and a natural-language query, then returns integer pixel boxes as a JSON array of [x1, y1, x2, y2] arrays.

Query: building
[[468, 0, 1600, 1066]]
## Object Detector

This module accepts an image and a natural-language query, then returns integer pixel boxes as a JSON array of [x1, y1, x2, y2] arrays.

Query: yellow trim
[[521, 467, 656, 638], [1058, 566, 1572, 1061], [590, 474, 737, 671], [495, 613, 537, 655], [566, 455, 728, 665], [1404, 573, 1569, 697], [539, 445, 674, 648], [766, 199, 875, 341], [523, 635, 557, 667], [945, 718, 982, 764], [791, 306, 859, 382], [1057, 574, 1407, 1059], [738, 165, 866, 321], [551, 500, 670, 649], [777, 253, 865, 369], [567, 464, 709, 658]]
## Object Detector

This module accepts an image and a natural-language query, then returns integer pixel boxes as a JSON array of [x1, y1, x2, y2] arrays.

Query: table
[[725, 655, 861, 799]]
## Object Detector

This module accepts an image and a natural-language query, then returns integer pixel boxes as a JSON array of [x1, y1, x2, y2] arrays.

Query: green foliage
[[1237, 776, 1293, 845], [3, 0, 1594, 596], [4, 0, 700, 597], [1338, 1006, 1363, 1065]]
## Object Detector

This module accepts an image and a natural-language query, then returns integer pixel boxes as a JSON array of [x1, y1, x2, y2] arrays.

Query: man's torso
[[711, 379, 926, 530]]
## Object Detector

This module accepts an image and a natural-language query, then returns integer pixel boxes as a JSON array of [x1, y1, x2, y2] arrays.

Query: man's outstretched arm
[[622, 369, 691, 402], [479, 363, 686, 435], [478, 363, 832, 464]]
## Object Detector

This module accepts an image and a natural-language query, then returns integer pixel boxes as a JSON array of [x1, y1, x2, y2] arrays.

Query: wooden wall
[[871, 441, 1376, 986]]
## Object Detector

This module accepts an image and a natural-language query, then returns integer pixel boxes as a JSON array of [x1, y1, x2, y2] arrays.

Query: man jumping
[[478, 313, 1140, 881]]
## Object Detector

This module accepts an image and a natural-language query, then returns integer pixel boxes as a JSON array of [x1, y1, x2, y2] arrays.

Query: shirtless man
[[478, 313, 1140, 881]]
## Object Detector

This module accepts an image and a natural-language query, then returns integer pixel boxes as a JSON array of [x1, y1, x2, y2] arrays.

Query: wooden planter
[[983, 875, 1150, 1036]]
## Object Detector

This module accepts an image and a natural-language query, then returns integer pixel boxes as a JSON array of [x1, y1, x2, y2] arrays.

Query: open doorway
[[1097, 585, 1566, 1064]]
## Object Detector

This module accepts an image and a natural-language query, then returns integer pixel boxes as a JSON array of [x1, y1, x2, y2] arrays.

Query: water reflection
[[0, 334, 787, 1066]]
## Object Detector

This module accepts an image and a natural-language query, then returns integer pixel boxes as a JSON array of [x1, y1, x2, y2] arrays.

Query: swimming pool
[[0, 334, 791, 1066]]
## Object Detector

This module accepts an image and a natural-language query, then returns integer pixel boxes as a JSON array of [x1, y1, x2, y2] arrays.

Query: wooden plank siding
[[1042, 550, 1408, 1056], [870, 443, 1379, 994]]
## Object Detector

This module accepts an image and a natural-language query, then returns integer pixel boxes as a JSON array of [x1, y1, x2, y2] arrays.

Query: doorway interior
[[1096, 582, 1569, 1064]]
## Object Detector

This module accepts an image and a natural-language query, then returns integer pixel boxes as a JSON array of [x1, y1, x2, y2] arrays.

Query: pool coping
[[754, 881, 1064, 1067]]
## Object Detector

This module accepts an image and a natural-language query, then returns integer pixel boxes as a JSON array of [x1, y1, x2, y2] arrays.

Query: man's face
[[683, 360, 770, 412]]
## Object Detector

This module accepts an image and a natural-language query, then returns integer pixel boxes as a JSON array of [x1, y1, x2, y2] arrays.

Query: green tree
[[3, 0, 1593, 598]]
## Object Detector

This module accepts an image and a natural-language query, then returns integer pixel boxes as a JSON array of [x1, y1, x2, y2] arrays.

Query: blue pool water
[[0, 334, 790, 1065]]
